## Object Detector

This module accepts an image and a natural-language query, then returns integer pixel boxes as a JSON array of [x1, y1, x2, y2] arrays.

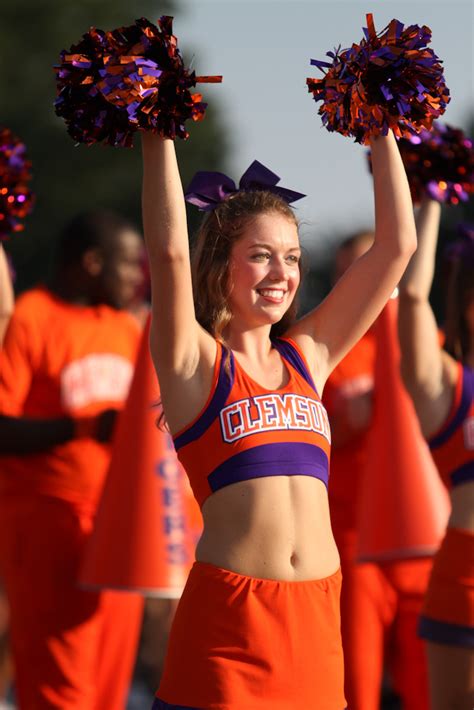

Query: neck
[[51, 274, 96, 306], [223, 322, 274, 359]]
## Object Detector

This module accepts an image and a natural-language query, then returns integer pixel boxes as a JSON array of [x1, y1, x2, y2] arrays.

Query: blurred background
[[0, 2, 472, 708], [1, 0, 472, 314]]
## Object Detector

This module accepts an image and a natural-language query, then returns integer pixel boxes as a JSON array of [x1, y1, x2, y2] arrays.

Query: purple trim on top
[[419, 615, 474, 648], [452, 460, 474, 487], [429, 366, 473, 449], [173, 349, 235, 450], [272, 338, 318, 394], [153, 699, 202, 710], [207, 442, 329, 492]]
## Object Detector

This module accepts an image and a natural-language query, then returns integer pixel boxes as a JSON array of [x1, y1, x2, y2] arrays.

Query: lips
[[257, 288, 287, 303]]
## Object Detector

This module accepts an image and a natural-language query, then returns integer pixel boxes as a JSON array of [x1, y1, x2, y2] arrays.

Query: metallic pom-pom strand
[[307, 13, 450, 144], [397, 123, 473, 205], [54, 16, 222, 147], [0, 127, 35, 240]]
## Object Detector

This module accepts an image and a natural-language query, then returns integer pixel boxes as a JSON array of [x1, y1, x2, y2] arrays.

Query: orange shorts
[[419, 527, 474, 648], [155, 561, 345, 710]]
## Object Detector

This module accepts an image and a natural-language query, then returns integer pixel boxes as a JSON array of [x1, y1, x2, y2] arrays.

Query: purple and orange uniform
[[154, 338, 345, 710], [428, 364, 474, 491], [175, 338, 331, 506], [419, 364, 474, 647]]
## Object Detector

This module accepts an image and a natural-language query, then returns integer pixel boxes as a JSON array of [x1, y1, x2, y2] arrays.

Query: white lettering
[[60, 354, 133, 410], [220, 393, 331, 444]]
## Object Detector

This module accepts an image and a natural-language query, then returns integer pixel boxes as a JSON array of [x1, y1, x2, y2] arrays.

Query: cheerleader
[[398, 200, 474, 709]]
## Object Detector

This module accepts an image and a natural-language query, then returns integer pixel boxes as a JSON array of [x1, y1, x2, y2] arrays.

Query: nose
[[134, 266, 145, 287], [128, 263, 144, 289], [268, 256, 288, 281]]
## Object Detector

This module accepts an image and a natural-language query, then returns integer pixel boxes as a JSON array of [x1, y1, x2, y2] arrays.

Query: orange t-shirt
[[323, 332, 376, 534], [0, 287, 140, 508]]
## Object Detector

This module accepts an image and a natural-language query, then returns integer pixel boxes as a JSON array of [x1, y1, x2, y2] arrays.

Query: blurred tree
[[0, 1, 229, 292]]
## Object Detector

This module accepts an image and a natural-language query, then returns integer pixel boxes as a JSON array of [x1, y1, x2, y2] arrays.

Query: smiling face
[[228, 212, 301, 329], [192, 190, 300, 340]]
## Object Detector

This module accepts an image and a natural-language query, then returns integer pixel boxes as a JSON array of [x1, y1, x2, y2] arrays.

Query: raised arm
[[290, 131, 416, 391], [142, 135, 195, 366], [397, 198, 457, 437], [141, 134, 216, 429]]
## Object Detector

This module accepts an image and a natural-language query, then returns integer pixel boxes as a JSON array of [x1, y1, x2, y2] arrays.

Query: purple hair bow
[[184, 160, 306, 211]]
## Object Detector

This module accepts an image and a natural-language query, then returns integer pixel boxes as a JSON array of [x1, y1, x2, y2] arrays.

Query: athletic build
[[142, 131, 416, 708]]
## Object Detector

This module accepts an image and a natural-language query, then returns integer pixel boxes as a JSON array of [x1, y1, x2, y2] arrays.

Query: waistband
[[191, 559, 342, 590]]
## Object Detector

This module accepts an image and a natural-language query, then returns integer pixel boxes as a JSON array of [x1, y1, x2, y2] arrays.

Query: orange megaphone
[[80, 317, 202, 597], [356, 297, 450, 562]]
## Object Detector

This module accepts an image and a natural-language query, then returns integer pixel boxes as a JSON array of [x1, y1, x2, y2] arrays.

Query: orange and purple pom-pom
[[0, 127, 35, 240], [54, 16, 222, 147], [307, 13, 450, 145], [397, 123, 473, 205]]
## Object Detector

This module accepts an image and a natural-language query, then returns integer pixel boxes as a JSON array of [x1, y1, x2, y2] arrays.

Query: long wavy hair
[[191, 190, 302, 342], [444, 256, 474, 363], [156, 191, 303, 429]]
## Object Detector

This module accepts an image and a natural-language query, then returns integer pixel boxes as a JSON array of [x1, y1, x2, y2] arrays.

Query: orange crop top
[[173, 338, 331, 508], [428, 363, 474, 489]]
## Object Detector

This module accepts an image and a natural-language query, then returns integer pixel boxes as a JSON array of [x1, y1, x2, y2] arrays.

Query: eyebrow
[[247, 242, 301, 252]]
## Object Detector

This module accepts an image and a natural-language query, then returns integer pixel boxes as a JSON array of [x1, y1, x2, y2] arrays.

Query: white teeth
[[258, 289, 285, 298]]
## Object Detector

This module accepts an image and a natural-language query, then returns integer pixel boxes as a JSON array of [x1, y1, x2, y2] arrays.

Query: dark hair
[[192, 190, 301, 341], [55, 210, 138, 269], [444, 256, 474, 363]]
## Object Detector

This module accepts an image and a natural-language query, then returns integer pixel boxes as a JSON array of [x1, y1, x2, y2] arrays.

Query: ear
[[82, 248, 104, 277]]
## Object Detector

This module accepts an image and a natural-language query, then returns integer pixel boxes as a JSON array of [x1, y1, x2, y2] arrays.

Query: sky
[[176, 0, 473, 255]]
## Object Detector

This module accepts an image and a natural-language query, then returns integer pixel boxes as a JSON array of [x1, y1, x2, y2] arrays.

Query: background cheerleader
[[398, 202, 474, 708]]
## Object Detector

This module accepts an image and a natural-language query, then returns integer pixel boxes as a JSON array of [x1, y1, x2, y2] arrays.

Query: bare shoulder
[[441, 349, 460, 386], [151, 324, 218, 435], [439, 350, 461, 411], [282, 326, 327, 392], [415, 350, 460, 439]]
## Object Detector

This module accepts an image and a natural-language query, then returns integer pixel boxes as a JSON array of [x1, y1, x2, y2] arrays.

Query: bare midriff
[[197, 475, 340, 581], [448, 479, 474, 532]]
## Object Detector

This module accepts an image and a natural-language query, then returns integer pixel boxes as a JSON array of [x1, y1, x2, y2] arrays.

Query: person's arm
[[397, 198, 457, 437], [141, 135, 215, 429], [0, 409, 119, 454], [0, 245, 14, 345], [289, 131, 417, 391]]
